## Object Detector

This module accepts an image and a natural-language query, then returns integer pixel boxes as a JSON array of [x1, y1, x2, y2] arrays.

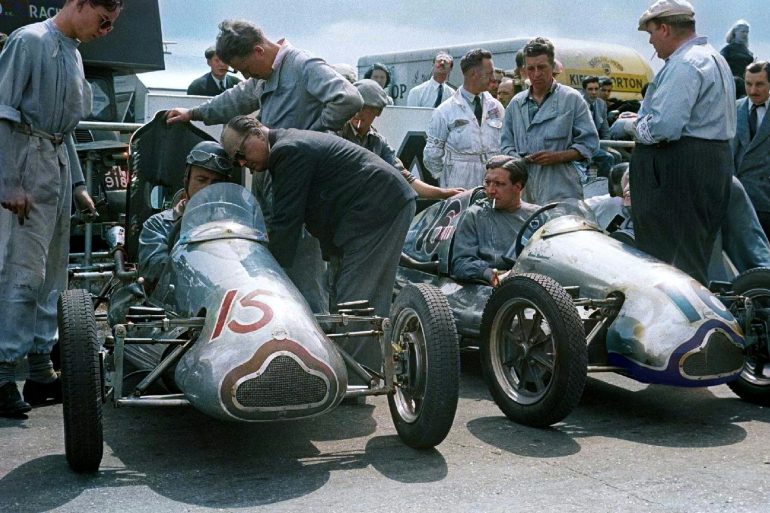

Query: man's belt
[[446, 150, 490, 164], [13, 122, 65, 145]]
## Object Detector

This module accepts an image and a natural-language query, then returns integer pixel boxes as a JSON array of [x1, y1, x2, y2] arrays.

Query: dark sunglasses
[[232, 134, 251, 163], [99, 14, 114, 31], [187, 149, 232, 172]]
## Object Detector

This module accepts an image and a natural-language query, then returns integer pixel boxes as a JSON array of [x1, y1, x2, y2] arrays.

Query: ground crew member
[[0, 0, 122, 417]]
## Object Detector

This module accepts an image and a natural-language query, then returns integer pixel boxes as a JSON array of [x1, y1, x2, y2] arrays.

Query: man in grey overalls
[[165, 19, 363, 315], [0, 0, 122, 417]]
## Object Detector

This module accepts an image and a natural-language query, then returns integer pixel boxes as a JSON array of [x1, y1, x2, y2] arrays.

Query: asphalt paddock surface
[[2, 352, 769, 513]]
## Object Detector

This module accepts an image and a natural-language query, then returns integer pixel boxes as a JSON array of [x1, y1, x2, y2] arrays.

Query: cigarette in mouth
[[492, 198, 496, 209], [354, 119, 361, 130]]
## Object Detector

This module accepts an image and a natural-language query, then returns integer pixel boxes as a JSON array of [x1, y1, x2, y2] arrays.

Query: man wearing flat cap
[[631, 0, 736, 285], [340, 79, 462, 199]]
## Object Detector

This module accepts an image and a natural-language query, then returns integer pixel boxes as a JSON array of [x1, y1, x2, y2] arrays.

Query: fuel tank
[[152, 184, 348, 421], [514, 215, 746, 387]]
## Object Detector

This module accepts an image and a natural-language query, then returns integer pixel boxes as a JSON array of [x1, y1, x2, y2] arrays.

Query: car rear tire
[[480, 273, 587, 427], [59, 289, 104, 473], [387, 283, 459, 449], [728, 268, 770, 406]]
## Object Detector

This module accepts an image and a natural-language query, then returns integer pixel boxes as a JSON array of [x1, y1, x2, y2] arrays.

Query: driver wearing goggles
[[138, 141, 234, 286]]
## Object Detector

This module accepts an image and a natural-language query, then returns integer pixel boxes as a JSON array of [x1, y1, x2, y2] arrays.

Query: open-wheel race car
[[396, 189, 770, 427], [57, 113, 459, 473]]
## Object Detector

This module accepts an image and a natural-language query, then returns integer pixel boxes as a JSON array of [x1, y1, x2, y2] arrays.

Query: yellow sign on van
[[562, 69, 648, 95]]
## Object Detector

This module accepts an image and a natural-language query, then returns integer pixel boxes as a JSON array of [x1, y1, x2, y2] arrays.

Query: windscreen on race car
[[503, 199, 602, 263], [179, 183, 268, 243]]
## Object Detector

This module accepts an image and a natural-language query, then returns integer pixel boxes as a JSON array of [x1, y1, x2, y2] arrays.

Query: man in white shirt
[[186, 46, 242, 96], [407, 52, 455, 107], [423, 49, 504, 189]]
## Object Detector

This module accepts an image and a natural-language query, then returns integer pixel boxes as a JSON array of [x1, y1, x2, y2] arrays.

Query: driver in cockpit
[[138, 141, 234, 285], [451, 155, 540, 287]]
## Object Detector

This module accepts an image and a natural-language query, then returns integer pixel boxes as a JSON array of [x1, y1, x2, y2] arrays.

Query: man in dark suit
[[186, 46, 241, 96], [220, 115, 416, 320], [734, 61, 770, 237]]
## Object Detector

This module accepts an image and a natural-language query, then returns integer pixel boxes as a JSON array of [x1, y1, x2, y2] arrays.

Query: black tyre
[[58, 289, 103, 473], [480, 273, 587, 427], [728, 268, 770, 406], [387, 283, 459, 449]]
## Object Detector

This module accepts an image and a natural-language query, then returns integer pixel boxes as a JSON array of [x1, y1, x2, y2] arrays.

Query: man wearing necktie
[[733, 61, 770, 237], [407, 52, 456, 107], [186, 46, 241, 96], [424, 49, 504, 189]]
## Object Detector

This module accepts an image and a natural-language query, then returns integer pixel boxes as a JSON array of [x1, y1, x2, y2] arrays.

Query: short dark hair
[[363, 63, 391, 87], [216, 20, 266, 63], [581, 76, 600, 89], [74, 0, 123, 11], [515, 49, 525, 68], [523, 37, 555, 67], [746, 61, 770, 81], [486, 155, 528, 187], [204, 46, 216, 60], [599, 76, 613, 87], [460, 48, 492, 75]]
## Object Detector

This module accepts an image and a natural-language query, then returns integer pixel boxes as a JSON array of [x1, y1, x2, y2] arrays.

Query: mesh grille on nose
[[235, 355, 328, 408]]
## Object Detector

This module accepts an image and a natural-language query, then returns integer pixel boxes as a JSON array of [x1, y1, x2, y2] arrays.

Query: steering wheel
[[514, 202, 560, 258]]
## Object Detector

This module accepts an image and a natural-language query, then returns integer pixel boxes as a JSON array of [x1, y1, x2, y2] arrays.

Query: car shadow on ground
[[0, 403, 448, 512], [466, 376, 768, 459]]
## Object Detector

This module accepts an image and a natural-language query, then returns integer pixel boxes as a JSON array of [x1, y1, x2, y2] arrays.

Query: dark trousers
[[630, 137, 732, 285]]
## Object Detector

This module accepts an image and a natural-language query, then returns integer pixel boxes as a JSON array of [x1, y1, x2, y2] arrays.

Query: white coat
[[423, 88, 504, 189]]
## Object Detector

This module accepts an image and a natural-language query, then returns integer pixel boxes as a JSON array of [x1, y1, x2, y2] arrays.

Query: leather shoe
[[23, 376, 62, 406], [0, 381, 32, 417]]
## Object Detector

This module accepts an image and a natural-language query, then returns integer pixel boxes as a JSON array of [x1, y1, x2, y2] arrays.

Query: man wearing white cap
[[631, 0, 736, 285]]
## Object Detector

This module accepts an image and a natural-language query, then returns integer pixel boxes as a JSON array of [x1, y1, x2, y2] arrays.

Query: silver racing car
[[396, 190, 770, 427], [57, 114, 459, 473]]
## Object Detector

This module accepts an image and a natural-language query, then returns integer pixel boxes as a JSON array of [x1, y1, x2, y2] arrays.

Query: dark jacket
[[266, 129, 416, 265], [186, 73, 241, 96], [733, 97, 770, 212]]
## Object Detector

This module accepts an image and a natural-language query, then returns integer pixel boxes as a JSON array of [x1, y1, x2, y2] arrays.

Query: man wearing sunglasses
[[0, 0, 122, 417], [138, 142, 234, 288]]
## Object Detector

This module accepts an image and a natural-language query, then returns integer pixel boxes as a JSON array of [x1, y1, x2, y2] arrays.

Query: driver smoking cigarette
[[354, 119, 362, 130], [492, 198, 496, 209]]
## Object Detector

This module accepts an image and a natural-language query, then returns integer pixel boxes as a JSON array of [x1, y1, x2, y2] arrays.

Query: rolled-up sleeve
[[569, 96, 599, 160], [635, 62, 700, 145], [304, 58, 364, 132], [423, 109, 449, 179]]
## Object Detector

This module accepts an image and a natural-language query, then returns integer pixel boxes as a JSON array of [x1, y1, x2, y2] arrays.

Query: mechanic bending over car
[[137, 142, 234, 288], [339, 79, 463, 200], [451, 155, 540, 287], [221, 115, 416, 319]]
